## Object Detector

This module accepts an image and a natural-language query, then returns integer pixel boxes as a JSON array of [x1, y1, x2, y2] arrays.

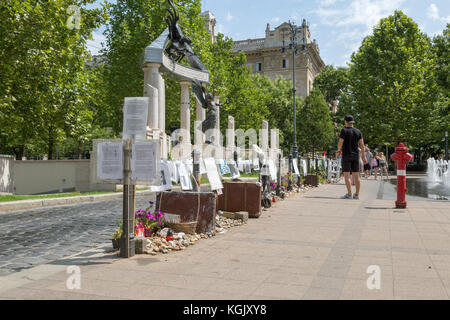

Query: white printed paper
[[244, 160, 251, 174], [200, 158, 207, 175], [302, 160, 308, 177], [123, 97, 149, 140], [131, 141, 158, 182], [293, 159, 300, 175], [177, 161, 192, 191], [150, 160, 172, 192], [168, 160, 178, 183], [97, 142, 123, 180], [204, 158, 223, 191], [227, 160, 240, 179], [268, 160, 277, 181], [238, 158, 244, 172]]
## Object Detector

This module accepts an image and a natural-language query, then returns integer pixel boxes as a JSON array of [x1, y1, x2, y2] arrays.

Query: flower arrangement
[[112, 219, 123, 240], [281, 176, 289, 190], [270, 182, 277, 190], [135, 201, 166, 237]]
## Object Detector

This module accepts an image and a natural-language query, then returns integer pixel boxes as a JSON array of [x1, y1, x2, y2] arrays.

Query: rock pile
[[142, 232, 204, 255]]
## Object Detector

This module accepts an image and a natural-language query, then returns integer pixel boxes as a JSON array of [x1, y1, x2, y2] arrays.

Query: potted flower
[[111, 219, 123, 250], [134, 201, 166, 237]]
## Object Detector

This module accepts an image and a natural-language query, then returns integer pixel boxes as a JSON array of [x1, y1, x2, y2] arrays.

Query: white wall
[[13, 160, 115, 195], [0, 155, 14, 194]]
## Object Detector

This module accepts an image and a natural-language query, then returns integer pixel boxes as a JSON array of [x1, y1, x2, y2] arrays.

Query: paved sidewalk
[[1, 180, 449, 300]]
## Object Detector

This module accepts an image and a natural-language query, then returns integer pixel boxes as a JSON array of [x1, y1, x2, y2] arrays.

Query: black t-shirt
[[340, 127, 363, 160]]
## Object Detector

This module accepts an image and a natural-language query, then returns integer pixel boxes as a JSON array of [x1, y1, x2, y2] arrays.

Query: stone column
[[261, 120, 269, 152], [180, 80, 191, 158], [227, 116, 235, 149], [195, 101, 205, 148], [143, 65, 159, 130], [145, 84, 159, 130], [158, 74, 165, 133]]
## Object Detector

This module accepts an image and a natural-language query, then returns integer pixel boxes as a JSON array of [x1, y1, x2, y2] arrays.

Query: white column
[[145, 84, 159, 129], [180, 80, 191, 144], [227, 116, 235, 149], [158, 74, 165, 133], [144, 63, 163, 130], [261, 120, 269, 152], [195, 101, 205, 147]]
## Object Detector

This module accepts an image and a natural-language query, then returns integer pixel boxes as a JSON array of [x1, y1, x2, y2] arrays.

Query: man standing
[[337, 115, 367, 200]]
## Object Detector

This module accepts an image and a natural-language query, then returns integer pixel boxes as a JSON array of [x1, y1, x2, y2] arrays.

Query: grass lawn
[[0, 188, 148, 203]]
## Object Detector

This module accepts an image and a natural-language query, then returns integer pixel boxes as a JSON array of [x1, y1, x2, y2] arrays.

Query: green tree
[[313, 65, 349, 106], [297, 89, 335, 154], [348, 10, 439, 149], [0, 0, 106, 159], [102, 0, 209, 135]]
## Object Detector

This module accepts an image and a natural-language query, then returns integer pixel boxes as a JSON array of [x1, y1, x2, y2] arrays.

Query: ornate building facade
[[233, 20, 325, 98]]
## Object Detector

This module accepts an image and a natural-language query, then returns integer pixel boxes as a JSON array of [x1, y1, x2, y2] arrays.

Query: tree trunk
[[77, 140, 82, 160], [48, 131, 54, 160], [14, 145, 24, 160]]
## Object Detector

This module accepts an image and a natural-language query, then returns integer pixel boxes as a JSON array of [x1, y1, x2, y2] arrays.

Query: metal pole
[[292, 26, 298, 160], [121, 138, 134, 258], [277, 153, 281, 196], [446, 131, 448, 161]]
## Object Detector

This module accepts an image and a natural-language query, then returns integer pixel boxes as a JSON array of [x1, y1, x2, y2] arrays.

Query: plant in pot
[[111, 219, 123, 250], [134, 201, 166, 237]]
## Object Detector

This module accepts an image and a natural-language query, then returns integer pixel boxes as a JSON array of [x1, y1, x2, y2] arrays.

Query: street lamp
[[445, 131, 448, 161], [282, 20, 307, 161]]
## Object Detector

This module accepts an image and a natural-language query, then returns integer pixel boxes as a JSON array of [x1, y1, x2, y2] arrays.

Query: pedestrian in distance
[[378, 152, 389, 178], [364, 145, 372, 179], [337, 115, 367, 200], [371, 151, 380, 180]]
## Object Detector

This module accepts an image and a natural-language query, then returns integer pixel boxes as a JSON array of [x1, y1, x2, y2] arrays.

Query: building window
[[282, 58, 289, 68], [256, 62, 262, 72]]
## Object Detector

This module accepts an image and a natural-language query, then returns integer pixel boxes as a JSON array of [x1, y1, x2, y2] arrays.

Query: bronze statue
[[165, 0, 229, 143]]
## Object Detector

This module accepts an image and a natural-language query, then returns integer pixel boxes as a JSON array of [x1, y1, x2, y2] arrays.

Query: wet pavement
[[385, 175, 450, 201], [0, 194, 155, 276]]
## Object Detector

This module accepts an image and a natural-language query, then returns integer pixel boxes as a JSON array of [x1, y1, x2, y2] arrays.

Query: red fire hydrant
[[390, 143, 413, 208]]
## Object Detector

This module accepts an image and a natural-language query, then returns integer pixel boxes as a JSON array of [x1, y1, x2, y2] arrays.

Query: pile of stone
[[136, 231, 212, 255]]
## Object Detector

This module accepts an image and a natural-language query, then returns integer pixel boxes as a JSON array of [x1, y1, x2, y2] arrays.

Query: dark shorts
[[364, 164, 371, 171], [342, 158, 360, 173]]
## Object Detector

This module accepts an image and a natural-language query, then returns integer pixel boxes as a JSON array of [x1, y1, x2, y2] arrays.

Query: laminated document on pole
[[97, 142, 123, 180], [150, 159, 172, 192], [267, 159, 277, 181], [227, 159, 240, 179], [177, 161, 192, 191], [167, 160, 179, 183], [123, 97, 149, 140], [131, 140, 159, 185], [293, 159, 300, 175], [204, 157, 223, 191]]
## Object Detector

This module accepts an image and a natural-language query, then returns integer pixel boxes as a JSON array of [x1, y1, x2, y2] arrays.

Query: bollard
[[288, 154, 293, 191], [390, 143, 413, 209], [277, 153, 281, 196]]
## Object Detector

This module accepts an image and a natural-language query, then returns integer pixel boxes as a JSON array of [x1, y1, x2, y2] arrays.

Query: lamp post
[[446, 131, 448, 161], [282, 20, 307, 160]]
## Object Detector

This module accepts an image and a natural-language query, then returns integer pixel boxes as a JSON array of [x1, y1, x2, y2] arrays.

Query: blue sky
[[88, 0, 449, 66]]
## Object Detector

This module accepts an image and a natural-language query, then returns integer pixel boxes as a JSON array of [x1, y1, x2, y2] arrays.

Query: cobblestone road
[[0, 195, 155, 276]]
